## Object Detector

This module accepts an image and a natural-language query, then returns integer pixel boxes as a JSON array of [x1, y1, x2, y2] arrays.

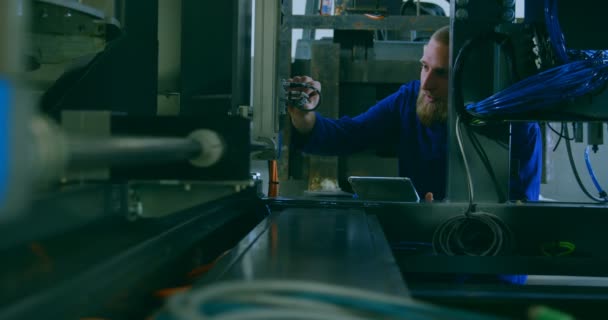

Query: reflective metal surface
[[0, 190, 263, 320], [198, 207, 409, 297]]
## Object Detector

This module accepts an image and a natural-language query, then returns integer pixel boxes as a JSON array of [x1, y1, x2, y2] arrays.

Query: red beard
[[416, 92, 447, 127]]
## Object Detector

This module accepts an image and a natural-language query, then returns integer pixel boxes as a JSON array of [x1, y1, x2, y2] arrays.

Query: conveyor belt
[[194, 207, 410, 297]]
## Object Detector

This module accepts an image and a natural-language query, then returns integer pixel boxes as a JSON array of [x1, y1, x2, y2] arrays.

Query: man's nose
[[421, 72, 437, 91]]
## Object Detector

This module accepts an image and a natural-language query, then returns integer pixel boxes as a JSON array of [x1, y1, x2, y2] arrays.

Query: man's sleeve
[[292, 84, 409, 156], [510, 122, 542, 201]]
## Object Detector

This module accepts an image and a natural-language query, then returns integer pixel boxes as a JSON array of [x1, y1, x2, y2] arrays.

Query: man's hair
[[430, 25, 449, 46]]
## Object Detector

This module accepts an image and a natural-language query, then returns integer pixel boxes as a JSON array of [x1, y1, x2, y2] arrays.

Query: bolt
[[502, 9, 515, 22], [455, 8, 469, 20]]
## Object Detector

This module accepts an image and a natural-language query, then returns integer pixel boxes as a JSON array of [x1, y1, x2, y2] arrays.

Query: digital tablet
[[348, 176, 420, 202]]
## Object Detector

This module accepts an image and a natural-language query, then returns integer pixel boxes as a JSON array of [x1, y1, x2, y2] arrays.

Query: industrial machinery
[[0, 0, 607, 319]]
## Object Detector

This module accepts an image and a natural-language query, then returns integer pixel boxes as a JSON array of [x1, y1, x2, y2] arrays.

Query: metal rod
[[68, 136, 202, 168]]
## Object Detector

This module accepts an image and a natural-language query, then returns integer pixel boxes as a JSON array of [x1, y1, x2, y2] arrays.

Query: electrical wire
[[456, 116, 475, 213], [546, 122, 573, 141], [563, 125, 607, 203], [583, 146, 608, 201], [547, 122, 574, 152], [167, 280, 503, 320], [450, 31, 515, 199], [432, 116, 514, 256], [440, 32, 522, 255]]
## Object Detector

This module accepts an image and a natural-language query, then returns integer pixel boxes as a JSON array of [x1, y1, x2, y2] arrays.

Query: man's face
[[417, 38, 449, 126]]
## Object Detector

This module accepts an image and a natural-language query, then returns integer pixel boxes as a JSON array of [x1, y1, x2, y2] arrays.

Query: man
[[287, 26, 542, 202]]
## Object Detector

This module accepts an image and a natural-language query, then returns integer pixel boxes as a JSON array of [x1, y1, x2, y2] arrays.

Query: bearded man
[[287, 26, 541, 202]]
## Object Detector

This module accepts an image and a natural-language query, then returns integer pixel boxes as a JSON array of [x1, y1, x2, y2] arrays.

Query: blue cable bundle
[[464, 0, 608, 117], [466, 58, 608, 117], [544, 0, 568, 63]]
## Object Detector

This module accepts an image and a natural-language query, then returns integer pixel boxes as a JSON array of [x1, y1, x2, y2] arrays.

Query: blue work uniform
[[293, 80, 542, 201], [292, 80, 542, 285]]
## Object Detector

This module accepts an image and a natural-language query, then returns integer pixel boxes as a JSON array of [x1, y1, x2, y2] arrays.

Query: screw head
[[455, 8, 469, 20]]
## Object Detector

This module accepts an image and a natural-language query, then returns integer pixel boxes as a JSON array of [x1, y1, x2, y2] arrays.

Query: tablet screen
[[348, 176, 420, 202]]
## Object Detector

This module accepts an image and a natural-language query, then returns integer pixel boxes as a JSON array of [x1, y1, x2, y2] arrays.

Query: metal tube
[[68, 136, 202, 168]]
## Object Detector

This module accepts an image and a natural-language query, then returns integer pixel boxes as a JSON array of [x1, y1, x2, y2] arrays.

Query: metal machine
[[1, 0, 608, 319]]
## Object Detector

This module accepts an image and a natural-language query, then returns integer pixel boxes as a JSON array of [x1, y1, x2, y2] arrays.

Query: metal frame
[[0, 190, 264, 320], [286, 14, 448, 31], [251, 0, 282, 158]]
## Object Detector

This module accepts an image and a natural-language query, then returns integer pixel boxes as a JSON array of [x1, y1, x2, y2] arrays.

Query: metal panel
[[196, 207, 410, 296], [447, 0, 510, 202], [268, 198, 608, 277], [555, 1, 608, 50], [181, 0, 232, 114], [0, 192, 263, 320], [180, 0, 251, 115]]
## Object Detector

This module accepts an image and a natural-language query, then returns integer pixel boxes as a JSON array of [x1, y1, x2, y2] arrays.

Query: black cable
[[546, 122, 574, 140], [432, 117, 514, 256], [552, 125, 564, 152], [433, 210, 515, 256], [456, 116, 475, 214], [563, 125, 607, 203], [550, 122, 575, 152], [42, 31, 126, 115], [495, 140, 509, 150], [454, 32, 519, 120], [547, 122, 573, 152], [429, 33, 523, 255]]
